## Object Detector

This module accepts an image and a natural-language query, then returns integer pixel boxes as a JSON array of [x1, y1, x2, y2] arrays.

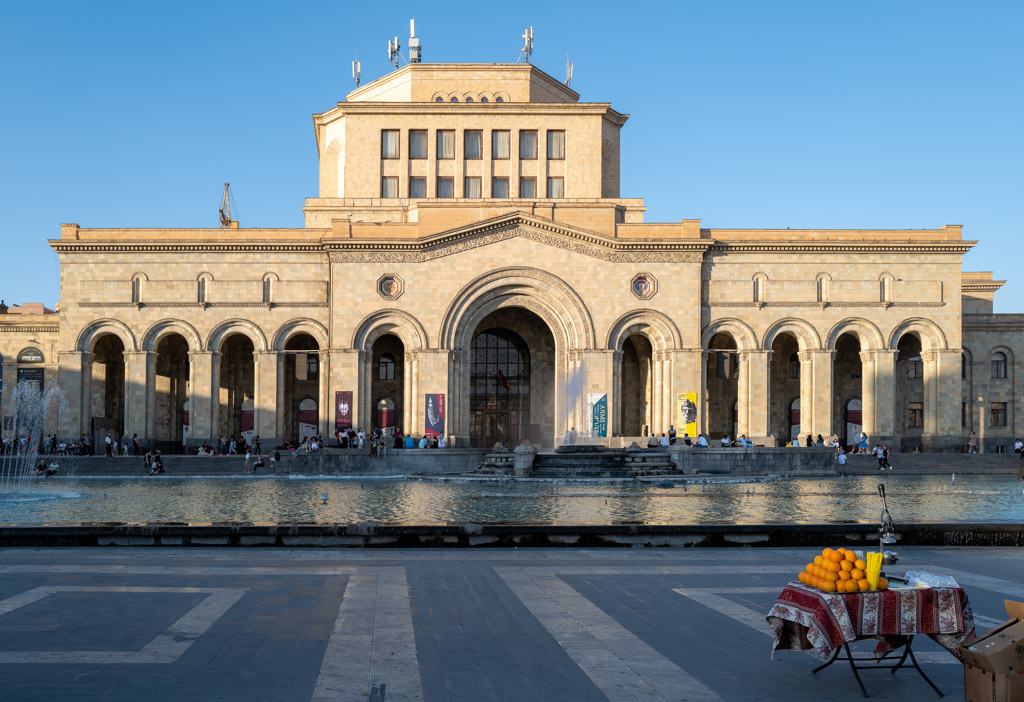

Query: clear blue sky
[[2, 2, 1021, 311]]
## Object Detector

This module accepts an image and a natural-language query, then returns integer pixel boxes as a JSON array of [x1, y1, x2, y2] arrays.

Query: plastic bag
[[904, 571, 959, 588]]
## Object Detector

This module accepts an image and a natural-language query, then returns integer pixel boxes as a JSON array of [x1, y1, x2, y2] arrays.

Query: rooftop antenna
[[352, 58, 361, 87], [219, 183, 238, 228], [408, 18, 422, 64], [518, 26, 534, 64], [387, 35, 401, 70], [565, 54, 573, 87]]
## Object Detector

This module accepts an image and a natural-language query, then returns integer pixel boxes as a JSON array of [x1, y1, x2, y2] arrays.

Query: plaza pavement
[[0, 546, 1020, 701]]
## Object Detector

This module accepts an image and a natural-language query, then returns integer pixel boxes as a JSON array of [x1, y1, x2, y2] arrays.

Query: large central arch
[[441, 268, 594, 446]]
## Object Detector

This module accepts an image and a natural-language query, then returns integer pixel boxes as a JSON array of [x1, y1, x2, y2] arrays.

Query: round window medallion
[[377, 274, 404, 300], [630, 273, 658, 300]]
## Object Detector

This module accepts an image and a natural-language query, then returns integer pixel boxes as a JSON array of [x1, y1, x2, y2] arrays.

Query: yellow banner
[[676, 392, 697, 437]]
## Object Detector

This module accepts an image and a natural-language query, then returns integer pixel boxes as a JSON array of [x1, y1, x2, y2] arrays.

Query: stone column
[[860, 350, 896, 445], [652, 352, 663, 435], [803, 349, 834, 441], [329, 348, 360, 436], [275, 353, 286, 439], [123, 351, 149, 441], [741, 350, 770, 440], [79, 351, 93, 437], [317, 350, 329, 439], [673, 348, 703, 440], [929, 349, 961, 450], [144, 352, 157, 441], [661, 353, 673, 435], [188, 351, 213, 441], [972, 358, 989, 453], [254, 351, 278, 444]]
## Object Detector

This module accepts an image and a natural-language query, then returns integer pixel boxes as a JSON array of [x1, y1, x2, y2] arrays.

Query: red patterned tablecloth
[[766, 581, 975, 661]]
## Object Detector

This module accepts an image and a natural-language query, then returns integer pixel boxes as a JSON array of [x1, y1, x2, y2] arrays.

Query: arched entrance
[[469, 308, 555, 448], [706, 332, 739, 439], [832, 333, 863, 449], [371, 334, 405, 436], [895, 332, 925, 450], [620, 334, 653, 437], [218, 334, 254, 442], [282, 333, 320, 442], [768, 333, 801, 444], [154, 333, 190, 452], [91, 334, 126, 449]]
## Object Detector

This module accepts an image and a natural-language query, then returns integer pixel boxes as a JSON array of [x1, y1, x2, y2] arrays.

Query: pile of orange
[[798, 547, 888, 593]]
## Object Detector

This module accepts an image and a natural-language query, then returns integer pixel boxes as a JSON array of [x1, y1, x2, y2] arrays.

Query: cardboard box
[[959, 600, 1024, 701]]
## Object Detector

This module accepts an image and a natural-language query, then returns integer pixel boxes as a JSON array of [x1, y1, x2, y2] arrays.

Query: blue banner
[[590, 393, 607, 438]]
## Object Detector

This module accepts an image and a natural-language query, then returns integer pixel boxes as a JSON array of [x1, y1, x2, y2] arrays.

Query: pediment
[[327, 213, 706, 263]]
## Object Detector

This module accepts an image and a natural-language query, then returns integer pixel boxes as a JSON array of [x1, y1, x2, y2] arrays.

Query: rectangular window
[[519, 177, 536, 198], [307, 354, 319, 380], [906, 360, 923, 378], [492, 130, 510, 159], [991, 402, 1008, 427], [546, 177, 564, 198], [464, 176, 481, 199], [380, 176, 398, 198], [992, 355, 1007, 378], [908, 402, 924, 428], [464, 130, 482, 159], [547, 130, 565, 159], [409, 177, 426, 199], [492, 177, 509, 198], [519, 130, 537, 159], [962, 401, 967, 427], [381, 130, 400, 159], [437, 130, 455, 159], [409, 130, 427, 159], [436, 177, 454, 199], [716, 352, 727, 379], [789, 358, 800, 379]]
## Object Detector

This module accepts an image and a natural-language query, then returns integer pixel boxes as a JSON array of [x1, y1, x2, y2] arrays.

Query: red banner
[[335, 391, 353, 432]]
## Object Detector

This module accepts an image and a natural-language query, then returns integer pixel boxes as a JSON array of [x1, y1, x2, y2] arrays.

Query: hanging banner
[[588, 393, 607, 438], [676, 392, 698, 438], [335, 391, 353, 432], [240, 398, 255, 446], [425, 393, 445, 438], [298, 398, 318, 441]]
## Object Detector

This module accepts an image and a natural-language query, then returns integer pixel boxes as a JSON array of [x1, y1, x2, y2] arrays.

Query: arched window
[[495, 96, 504, 103], [480, 97, 489, 103], [815, 273, 831, 303], [262, 274, 275, 305], [379, 353, 395, 380], [465, 96, 474, 102], [197, 273, 212, 304], [435, 97, 443, 103], [991, 351, 1007, 379], [880, 273, 894, 303], [450, 97, 459, 102], [753, 273, 767, 304], [131, 275, 143, 304]]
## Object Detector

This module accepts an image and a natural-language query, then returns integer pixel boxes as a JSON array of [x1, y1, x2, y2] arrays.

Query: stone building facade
[[1, 63, 1022, 452]]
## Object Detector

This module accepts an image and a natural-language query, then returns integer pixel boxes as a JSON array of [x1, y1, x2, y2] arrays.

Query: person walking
[[243, 449, 251, 473], [379, 429, 389, 458], [132, 433, 141, 456], [968, 431, 978, 454], [104, 434, 113, 458], [253, 435, 261, 455], [882, 445, 892, 470]]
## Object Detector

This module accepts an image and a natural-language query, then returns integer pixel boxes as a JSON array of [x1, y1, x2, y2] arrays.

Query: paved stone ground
[[0, 546, 1020, 701]]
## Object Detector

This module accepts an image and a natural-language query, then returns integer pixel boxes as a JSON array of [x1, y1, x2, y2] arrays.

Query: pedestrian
[[858, 433, 869, 454], [816, 434, 824, 446], [379, 429, 389, 457], [219, 435, 227, 455], [438, 435, 446, 448], [668, 425, 677, 445], [968, 431, 978, 454], [357, 427, 365, 449], [132, 433, 140, 456], [882, 445, 892, 470], [659, 433, 669, 448], [229, 436, 238, 455], [105, 433, 113, 457], [805, 434, 813, 448], [253, 435, 261, 454], [1015, 438, 1023, 454], [243, 449, 251, 473]]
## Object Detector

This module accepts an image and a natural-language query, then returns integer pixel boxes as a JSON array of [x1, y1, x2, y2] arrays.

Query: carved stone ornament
[[630, 273, 658, 300], [377, 274, 404, 300]]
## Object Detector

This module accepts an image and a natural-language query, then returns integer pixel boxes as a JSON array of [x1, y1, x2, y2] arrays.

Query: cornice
[[961, 284, 1004, 293], [50, 241, 324, 254], [709, 241, 974, 255], [0, 325, 59, 333]]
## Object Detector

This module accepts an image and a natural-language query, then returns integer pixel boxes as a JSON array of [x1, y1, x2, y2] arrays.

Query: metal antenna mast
[[517, 26, 534, 64], [352, 58, 361, 87], [565, 54, 574, 87]]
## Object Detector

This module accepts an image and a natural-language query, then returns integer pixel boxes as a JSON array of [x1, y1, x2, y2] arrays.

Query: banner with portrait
[[425, 393, 445, 438], [676, 392, 697, 437], [335, 391, 353, 432]]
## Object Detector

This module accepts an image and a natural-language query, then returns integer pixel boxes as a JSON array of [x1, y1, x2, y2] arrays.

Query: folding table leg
[[904, 639, 944, 698], [842, 643, 870, 698]]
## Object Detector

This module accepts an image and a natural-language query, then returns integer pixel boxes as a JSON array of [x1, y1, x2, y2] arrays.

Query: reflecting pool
[[2, 474, 1022, 525]]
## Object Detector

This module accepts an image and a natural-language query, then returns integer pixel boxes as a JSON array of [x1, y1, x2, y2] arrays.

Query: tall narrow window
[[464, 177, 481, 199], [437, 177, 454, 198], [546, 177, 563, 198], [131, 276, 141, 304], [381, 130, 399, 159], [197, 274, 211, 304], [307, 354, 319, 379], [464, 130, 482, 159], [880, 274, 894, 303], [379, 353, 395, 380], [992, 352, 1007, 378], [409, 177, 426, 199], [753, 274, 767, 303], [547, 130, 565, 159], [381, 177, 398, 198], [991, 402, 1007, 427], [962, 352, 969, 379], [519, 177, 536, 198], [906, 358, 923, 378], [816, 273, 830, 303], [789, 353, 800, 379], [492, 130, 510, 159], [262, 275, 273, 304], [409, 130, 427, 159], [519, 130, 537, 159], [437, 130, 455, 159], [492, 177, 509, 198], [908, 402, 924, 427]]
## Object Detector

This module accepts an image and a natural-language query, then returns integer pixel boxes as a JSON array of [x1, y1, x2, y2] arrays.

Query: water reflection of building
[[0, 61, 1022, 453]]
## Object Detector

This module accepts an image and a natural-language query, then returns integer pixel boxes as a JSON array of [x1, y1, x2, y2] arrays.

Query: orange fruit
[[825, 571, 839, 582], [826, 561, 840, 572], [822, 548, 834, 558], [877, 578, 888, 591], [844, 551, 857, 563], [840, 560, 853, 572], [829, 551, 843, 563], [806, 563, 815, 573], [823, 581, 836, 593], [814, 555, 824, 566], [839, 570, 851, 581], [858, 579, 870, 592], [800, 572, 809, 584], [850, 569, 865, 581], [835, 580, 847, 592], [855, 559, 866, 570]]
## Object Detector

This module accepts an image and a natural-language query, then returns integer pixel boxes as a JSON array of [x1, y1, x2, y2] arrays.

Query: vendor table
[[766, 581, 975, 698]]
